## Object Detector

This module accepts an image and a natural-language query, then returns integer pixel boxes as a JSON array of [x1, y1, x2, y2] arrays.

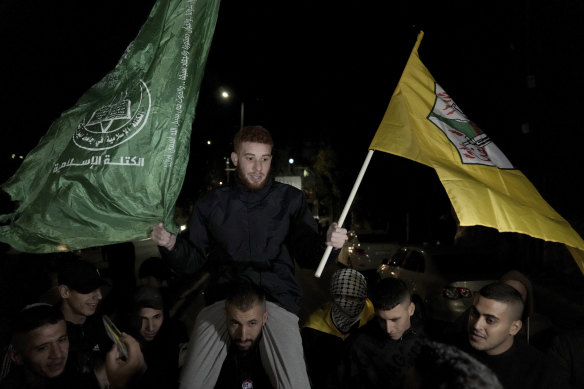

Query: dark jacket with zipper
[[335, 314, 427, 389], [160, 176, 332, 314]]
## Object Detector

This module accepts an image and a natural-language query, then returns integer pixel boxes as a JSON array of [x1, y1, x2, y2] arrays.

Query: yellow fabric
[[303, 299, 375, 340], [369, 31, 584, 272]]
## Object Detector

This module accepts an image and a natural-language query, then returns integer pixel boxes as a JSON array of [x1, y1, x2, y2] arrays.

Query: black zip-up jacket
[[335, 315, 427, 389], [160, 176, 332, 314]]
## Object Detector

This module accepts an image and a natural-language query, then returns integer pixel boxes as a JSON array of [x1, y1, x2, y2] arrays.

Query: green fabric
[[0, 0, 220, 253]]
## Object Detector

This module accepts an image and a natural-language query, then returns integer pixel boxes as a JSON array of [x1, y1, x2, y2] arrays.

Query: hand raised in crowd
[[151, 222, 177, 250], [326, 222, 348, 249], [105, 333, 147, 389]]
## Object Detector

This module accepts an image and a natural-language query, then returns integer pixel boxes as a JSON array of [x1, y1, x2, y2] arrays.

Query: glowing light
[[56, 244, 69, 252]]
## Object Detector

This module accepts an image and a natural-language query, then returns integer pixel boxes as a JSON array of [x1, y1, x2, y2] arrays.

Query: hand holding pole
[[315, 150, 375, 277]]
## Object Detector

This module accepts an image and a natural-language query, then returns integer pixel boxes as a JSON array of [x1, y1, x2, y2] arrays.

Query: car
[[377, 245, 505, 323], [337, 231, 400, 273]]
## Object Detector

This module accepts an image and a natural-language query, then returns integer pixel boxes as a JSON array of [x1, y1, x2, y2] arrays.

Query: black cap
[[58, 260, 108, 294], [133, 286, 164, 310]]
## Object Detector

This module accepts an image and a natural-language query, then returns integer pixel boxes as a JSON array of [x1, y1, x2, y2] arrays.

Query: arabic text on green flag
[[0, 0, 221, 253]]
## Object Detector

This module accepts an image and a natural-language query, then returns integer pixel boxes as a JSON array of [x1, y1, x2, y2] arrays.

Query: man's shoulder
[[200, 185, 232, 200], [271, 179, 298, 190], [406, 315, 427, 340], [192, 186, 234, 210], [303, 303, 347, 339], [479, 339, 545, 369], [270, 180, 304, 197], [347, 319, 384, 346], [0, 366, 27, 389], [303, 304, 331, 330], [513, 338, 546, 362]]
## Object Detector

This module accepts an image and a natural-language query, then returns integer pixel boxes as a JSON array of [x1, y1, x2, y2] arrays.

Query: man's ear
[[262, 311, 268, 326], [509, 319, 522, 336], [408, 301, 415, 317], [58, 284, 70, 299], [9, 345, 23, 366], [230, 152, 238, 167]]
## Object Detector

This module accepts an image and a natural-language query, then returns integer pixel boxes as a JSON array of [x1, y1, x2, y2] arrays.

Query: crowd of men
[[1, 125, 583, 389]]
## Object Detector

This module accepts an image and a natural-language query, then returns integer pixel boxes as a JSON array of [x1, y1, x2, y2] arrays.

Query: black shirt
[[214, 339, 273, 389], [65, 315, 111, 376], [336, 317, 427, 389], [138, 318, 188, 389], [464, 338, 566, 389]]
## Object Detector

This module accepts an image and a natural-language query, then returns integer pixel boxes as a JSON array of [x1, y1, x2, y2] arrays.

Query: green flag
[[0, 0, 221, 253]]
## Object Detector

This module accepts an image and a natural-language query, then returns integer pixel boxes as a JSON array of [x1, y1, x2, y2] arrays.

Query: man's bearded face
[[231, 141, 272, 191]]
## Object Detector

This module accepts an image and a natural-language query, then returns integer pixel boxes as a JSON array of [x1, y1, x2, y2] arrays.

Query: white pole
[[314, 149, 375, 278]]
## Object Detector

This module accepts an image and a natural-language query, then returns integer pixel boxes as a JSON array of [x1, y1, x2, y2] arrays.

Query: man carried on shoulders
[[151, 126, 347, 388]]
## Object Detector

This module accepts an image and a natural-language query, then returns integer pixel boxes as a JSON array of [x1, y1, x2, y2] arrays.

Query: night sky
[[1, 0, 583, 240]]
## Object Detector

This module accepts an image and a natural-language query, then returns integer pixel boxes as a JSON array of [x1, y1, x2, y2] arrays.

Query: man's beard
[[233, 331, 263, 353], [233, 336, 257, 352], [236, 165, 269, 191]]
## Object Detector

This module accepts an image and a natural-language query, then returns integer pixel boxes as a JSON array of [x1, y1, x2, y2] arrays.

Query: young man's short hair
[[132, 285, 164, 311], [233, 126, 274, 152], [371, 277, 411, 311], [479, 282, 524, 321], [10, 304, 64, 349], [138, 257, 173, 283], [225, 280, 266, 312]]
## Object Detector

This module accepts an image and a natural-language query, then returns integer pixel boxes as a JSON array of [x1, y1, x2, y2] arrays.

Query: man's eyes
[[244, 156, 271, 162]]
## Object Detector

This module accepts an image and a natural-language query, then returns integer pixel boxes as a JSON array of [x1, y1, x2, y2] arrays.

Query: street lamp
[[219, 88, 244, 129]]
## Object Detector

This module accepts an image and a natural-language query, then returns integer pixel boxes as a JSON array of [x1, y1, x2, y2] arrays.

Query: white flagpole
[[315, 149, 375, 278]]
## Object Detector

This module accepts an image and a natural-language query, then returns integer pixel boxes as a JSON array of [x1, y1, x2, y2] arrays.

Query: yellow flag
[[369, 31, 584, 273]]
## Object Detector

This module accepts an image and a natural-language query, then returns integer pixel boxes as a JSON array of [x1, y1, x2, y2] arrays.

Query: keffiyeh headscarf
[[330, 268, 367, 333]]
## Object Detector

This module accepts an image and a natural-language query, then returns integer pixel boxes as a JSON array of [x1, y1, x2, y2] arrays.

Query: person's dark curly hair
[[371, 277, 411, 311], [233, 126, 274, 152]]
